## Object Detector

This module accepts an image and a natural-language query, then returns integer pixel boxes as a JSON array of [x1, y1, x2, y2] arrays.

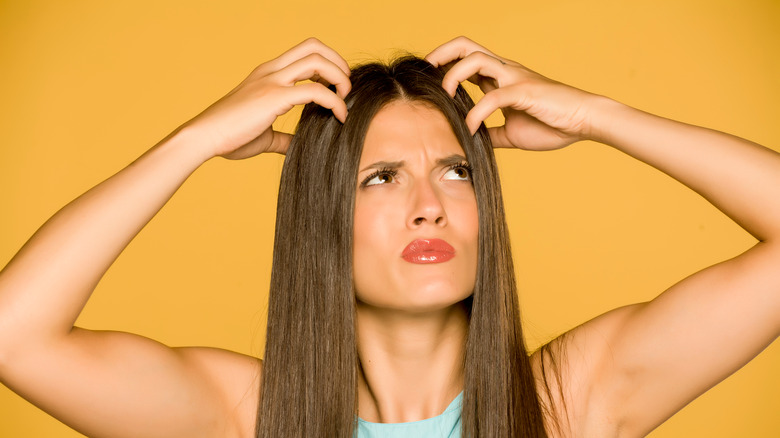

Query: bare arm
[[427, 37, 780, 436], [0, 38, 350, 438], [576, 101, 780, 435]]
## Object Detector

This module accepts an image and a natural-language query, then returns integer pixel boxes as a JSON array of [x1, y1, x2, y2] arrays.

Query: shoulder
[[530, 304, 643, 438], [175, 347, 262, 438]]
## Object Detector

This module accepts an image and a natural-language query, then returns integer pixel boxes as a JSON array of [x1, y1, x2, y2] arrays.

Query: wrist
[[157, 124, 219, 166], [582, 94, 631, 146]]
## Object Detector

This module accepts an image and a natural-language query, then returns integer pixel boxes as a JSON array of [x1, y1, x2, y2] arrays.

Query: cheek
[[353, 196, 395, 252], [456, 197, 480, 285], [469, 204, 480, 249], [352, 195, 398, 298], [444, 188, 479, 247], [352, 191, 480, 309]]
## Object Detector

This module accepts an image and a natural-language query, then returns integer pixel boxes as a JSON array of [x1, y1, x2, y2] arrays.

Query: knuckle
[[302, 52, 327, 65], [483, 89, 503, 104], [265, 70, 282, 83], [305, 81, 329, 94], [251, 63, 270, 77], [470, 51, 491, 61], [302, 37, 322, 48], [301, 37, 324, 51]]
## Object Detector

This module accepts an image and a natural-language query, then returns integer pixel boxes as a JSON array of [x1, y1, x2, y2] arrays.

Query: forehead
[[359, 101, 464, 165]]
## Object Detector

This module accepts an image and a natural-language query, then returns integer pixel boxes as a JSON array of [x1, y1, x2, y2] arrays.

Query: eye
[[361, 168, 398, 187], [442, 162, 472, 181]]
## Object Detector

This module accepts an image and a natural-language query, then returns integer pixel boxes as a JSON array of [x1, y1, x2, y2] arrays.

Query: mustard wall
[[1, 0, 778, 436]]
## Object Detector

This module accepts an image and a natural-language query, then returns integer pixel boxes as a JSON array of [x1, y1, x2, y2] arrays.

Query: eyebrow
[[358, 154, 468, 173]]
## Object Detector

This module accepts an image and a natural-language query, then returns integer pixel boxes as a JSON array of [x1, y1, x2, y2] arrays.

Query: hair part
[[257, 56, 551, 437]]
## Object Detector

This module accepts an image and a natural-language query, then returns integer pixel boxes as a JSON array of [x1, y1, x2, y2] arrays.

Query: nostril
[[413, 217, 424, 225]]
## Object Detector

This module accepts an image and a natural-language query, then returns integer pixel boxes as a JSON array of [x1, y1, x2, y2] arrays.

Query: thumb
[[487, 126, 513, 148], [221, 130, 292, 160], [267, 131, 293, 155]]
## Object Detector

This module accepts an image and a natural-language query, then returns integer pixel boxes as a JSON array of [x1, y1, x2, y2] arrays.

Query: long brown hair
[[257, 56, 548, 437]]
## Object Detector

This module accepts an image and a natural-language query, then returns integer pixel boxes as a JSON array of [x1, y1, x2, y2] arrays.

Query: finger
[[286, 82, 348, 123], [465, 85, 528, 134], [266, 131, 293, 155], [262, 37, 350, 78], [274, 52, 352, 98], [223, 131, 293, 159], [440, 51, 507, 96], [424, 36, 498, 68], [486, 126, 513, 149]]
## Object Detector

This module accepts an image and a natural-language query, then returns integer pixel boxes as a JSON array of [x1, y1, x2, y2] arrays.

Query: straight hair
[[257, 56, 549, 437]]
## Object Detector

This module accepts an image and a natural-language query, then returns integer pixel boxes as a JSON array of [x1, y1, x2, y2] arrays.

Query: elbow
[[0, 311, 31, 377], [0, 322, 18, 375], [0, 334, 14, 379]]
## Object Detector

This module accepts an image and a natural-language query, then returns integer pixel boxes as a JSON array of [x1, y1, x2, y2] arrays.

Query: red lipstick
[[401, 239, 455, 264]]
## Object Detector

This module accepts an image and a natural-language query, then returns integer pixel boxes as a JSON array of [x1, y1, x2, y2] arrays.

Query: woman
[[0, 36, 777, 437]]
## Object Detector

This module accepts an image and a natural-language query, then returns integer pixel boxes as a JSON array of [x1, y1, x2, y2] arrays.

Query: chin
[[357, 281, 474, 315]]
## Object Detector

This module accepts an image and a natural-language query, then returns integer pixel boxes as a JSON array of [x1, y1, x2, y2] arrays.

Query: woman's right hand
[[183, 38, 351, 160]]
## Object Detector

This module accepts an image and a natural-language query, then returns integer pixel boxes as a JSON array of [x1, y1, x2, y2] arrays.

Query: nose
[[407, 179, 448, 228]]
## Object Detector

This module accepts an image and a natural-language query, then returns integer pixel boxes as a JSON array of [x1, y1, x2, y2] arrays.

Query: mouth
[[401, 238, 455, 264]]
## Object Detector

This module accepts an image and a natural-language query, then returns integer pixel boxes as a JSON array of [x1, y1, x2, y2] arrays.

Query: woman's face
[[353, 101, 479, 313]]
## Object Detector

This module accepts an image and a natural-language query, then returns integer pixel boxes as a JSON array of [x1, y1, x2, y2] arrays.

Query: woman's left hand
[[425, 36, 602, 151]]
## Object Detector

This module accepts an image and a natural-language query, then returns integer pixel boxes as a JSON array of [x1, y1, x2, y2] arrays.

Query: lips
[[401, 238, 456, 264]]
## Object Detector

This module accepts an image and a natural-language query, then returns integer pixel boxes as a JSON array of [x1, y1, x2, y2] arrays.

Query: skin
[[426, 37, 780, 436], [0, 36, 778, 437], [353, 101, 478, 423], [0, 38, 351, 438]]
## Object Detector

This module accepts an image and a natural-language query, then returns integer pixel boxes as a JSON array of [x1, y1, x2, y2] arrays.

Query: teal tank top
[[354, 392, 463, 437]]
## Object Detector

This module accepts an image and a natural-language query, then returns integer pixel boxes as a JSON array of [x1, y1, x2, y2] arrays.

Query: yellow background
[[1, 0, 778, 436]]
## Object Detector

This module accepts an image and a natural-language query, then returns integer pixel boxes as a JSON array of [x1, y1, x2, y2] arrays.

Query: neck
[[356, 300, 468, 423]]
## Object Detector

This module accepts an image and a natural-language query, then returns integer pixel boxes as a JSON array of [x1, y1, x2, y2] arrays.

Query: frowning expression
[[353, 101, 479, 313]]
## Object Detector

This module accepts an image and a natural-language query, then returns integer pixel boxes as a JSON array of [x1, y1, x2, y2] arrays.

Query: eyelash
[[447, 161, 473, 180], [359, 162, 473, 187], [360, 167, 398, 187]]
